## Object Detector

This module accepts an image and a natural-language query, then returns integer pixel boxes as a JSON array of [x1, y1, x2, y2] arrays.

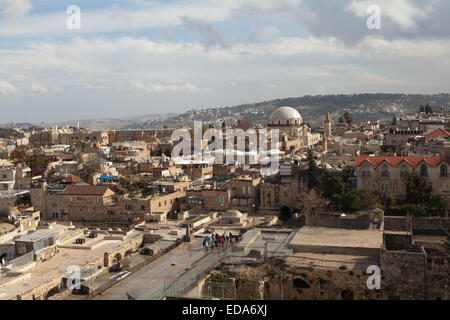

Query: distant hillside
[[50, 113, 179, 131], [3, 94, 449, 131], [133, 93, 450, 129]]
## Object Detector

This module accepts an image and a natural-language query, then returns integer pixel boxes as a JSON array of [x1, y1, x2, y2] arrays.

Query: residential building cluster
[[0, 105, 448, 300]]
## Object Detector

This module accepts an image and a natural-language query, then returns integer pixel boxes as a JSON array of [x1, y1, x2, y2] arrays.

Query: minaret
[[324, 112, 332, 138], [323, 112, 332, 152]]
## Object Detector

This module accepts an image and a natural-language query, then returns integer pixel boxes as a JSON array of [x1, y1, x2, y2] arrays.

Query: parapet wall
[[384, 216, 450, 233], [306, 212, 372, 230]]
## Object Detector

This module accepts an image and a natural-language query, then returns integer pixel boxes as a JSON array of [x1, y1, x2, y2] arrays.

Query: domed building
[[268, 106, 303, 127], [267, 106, 321, 151]]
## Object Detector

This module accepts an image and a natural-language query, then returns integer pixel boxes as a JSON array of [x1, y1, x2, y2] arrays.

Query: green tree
[[391, 116, 397, 126], [342, 190, 378, 212], [75, 140, 88, 152], [10, 147, 27, 164], [425, 104, 433, 114], [344, 112, 353, 126], [306, 149, 320, 190], [405, 173, 432, 205], [419, 105, 425, 113], [320, 171, 345, 207]]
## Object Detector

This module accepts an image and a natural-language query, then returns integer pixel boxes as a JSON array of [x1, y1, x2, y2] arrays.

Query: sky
[[0, 0, 449, 123]]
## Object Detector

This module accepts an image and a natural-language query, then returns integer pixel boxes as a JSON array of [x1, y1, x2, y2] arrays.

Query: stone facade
[[355, 156, 450, 203]]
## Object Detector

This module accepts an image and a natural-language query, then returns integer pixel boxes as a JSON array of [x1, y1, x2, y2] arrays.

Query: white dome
[[223, 210, 243, 218], [268, 106, 302, 126]]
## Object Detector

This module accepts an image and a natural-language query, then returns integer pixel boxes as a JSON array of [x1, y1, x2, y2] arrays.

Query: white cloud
[[131, 81, 206, 93], [1, 33, 450, 122], [249, 25, 280, 42], [31, 81, 48, 94], [347, 0, 432, 30], [0, 0, 33, 19], [0, 79, 17, 95], [0, 0, 234, 36]]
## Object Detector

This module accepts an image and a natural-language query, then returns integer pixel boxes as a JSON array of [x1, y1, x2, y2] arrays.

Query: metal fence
[[88, 239, 184, 298], [203, 280, 236, 300], [142, 245, 232, 300]]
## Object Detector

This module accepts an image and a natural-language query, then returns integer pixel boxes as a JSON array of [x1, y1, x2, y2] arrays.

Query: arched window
[[420, 164, 428, 178], [362, 165, 371, 177], [381, 164, 390, 177], [400, 164, 409, 178], [440, 164, 448, 178]]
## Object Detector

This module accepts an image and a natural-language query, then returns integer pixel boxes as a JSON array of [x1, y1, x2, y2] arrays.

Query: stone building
[[31, 183, 65, 220], [32, 182, 187, 223], [62, 185, 116, 221], [355, 156, 449, 203], [259, 163, 309, 219], [267, 106, 321, 152], [0, 165, 33, 190], [29, 128, 109, 147], [182, 172, 260, 214], [58, 131, 109, 146], [384, 128, 424, 153]]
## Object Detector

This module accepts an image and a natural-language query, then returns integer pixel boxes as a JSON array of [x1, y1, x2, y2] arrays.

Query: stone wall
[[103, 233, 144, 267], [384, 216, 450, 233], [35, 245, 58, 264], [384, 232, 413, 251], [13, 277, 62, 300], [306, 212, 373, 230], [380, 246, 427, 299], [224, 264, 387, 300]]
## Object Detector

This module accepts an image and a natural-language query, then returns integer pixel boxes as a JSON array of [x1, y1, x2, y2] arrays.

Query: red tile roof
[[355, 156, 446, 167], [425, 128, 450, 140], [63, 184, 112, 196]]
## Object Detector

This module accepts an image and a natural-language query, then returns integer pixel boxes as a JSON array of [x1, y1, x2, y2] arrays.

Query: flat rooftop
[[15, 231, 57, 243], [0, 228, 143, 300], [289, 227, 383, 256]]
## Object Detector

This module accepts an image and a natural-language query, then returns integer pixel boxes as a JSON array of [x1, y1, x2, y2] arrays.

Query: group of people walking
[[203, 231, 237, 250]]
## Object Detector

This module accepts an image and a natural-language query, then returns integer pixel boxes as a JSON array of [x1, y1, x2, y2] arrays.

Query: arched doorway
[[279, 206, 292, 221]]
